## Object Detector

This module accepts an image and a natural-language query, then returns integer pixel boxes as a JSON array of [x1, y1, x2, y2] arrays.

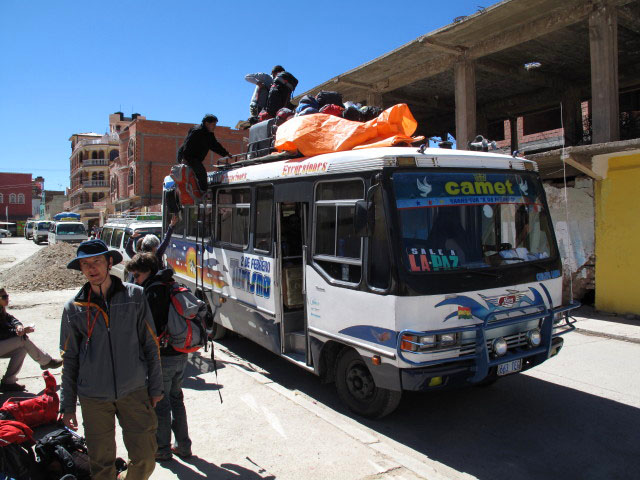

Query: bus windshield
[[57, 223, 86, 235], [392, 171, 556, 273]]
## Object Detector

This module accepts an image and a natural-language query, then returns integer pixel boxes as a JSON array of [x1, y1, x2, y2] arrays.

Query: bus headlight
[[419, 335, 436, 350], [439, 333, 458, 347], [493, 337, 508, 356], [527, 329, 542, 347]]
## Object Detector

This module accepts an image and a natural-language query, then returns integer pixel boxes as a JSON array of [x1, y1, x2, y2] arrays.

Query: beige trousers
[[0, 335, 52, 383], [80, 387, 157, 480]]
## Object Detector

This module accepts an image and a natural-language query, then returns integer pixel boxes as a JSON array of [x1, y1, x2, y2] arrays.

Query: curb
[[575, 327, 640, 345]]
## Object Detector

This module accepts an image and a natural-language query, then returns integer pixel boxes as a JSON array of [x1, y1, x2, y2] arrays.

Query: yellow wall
[[595, 153, 640, 314]]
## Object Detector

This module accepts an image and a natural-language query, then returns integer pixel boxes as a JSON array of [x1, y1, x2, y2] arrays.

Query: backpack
[[0, 443, 38, 480], [154, 282, 207, 353], [0, 372, 58, 428], [0, 421, 37, 480], [319, 104, 345, 118], [34, 427, 90, 480], [315, 90, 343, 108], [265, 71, 298, 116], [169, 164, 201, 206]]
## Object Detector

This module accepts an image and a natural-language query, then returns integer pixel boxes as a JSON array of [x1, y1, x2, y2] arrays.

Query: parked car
[[32, 221, 53, 244], [0, 228, 10, 238]]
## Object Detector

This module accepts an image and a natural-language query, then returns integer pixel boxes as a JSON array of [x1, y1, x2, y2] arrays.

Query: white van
[[48, 221, 88, 245], [32, 221, 53, 244], [100, 214, 162, 278]]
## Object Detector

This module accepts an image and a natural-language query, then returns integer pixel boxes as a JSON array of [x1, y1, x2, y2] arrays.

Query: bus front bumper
[[397, 302, 579, 391]]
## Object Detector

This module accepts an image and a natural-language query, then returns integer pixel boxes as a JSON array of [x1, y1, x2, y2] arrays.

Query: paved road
[[1, 240, 638, 479], [0, 236, 44, 271]]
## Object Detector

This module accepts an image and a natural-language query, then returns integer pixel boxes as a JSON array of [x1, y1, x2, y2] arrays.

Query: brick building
[[109, 116, 247, 213], [0, 172, 33, 235]]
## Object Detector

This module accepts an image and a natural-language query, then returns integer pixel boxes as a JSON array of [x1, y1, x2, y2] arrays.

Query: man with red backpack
[[126, 253, 194, 462]]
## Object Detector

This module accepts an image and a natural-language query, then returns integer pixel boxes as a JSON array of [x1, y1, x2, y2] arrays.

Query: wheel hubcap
[[346, 362, 375, 401]]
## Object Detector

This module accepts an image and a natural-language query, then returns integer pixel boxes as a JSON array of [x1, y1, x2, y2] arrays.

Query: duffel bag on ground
[[34, 427, 91, 480], [0, 371, 58, 428]]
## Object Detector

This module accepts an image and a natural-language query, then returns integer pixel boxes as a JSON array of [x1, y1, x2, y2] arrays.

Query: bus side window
[[173, 209, 185, 237], [186, 206, 199, 238], [215, 188, 250, 248], [255, 186, 273, 253], [368, 185, 390, 290], [313, 179, 364, 284]]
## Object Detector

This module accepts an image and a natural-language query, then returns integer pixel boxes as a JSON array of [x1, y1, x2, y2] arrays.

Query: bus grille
[[459, 331, 529, 356]]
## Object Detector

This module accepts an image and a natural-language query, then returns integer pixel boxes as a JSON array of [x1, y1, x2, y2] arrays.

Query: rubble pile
[[0, 242, 85, 292]]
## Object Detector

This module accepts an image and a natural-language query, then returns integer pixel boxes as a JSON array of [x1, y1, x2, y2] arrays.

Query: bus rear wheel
[[335, 348, 401, 419]]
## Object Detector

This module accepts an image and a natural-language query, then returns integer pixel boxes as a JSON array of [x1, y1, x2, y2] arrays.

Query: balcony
[[73, 134, 119, 153], [81, 159, 108, 167], [82, 180, 108, 188], [74, 201, 107, 211]]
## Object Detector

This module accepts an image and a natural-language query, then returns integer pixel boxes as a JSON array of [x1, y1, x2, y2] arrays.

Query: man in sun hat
[[60, 239, 163, 480]]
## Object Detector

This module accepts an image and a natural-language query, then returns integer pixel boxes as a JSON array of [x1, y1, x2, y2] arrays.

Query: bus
[[162, 146, 579, 418]]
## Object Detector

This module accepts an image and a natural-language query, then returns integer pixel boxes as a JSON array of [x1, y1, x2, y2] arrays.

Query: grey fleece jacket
[[59, 275, 163, 413]]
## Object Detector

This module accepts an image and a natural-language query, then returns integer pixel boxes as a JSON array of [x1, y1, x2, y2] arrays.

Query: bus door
[[276, 201, 309, 363]]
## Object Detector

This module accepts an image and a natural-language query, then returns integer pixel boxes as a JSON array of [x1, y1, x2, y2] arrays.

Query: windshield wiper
[[460, 268, 502, 278], [501, 257, 548, 270]]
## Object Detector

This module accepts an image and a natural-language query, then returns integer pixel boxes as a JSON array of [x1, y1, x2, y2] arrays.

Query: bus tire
[[210, 322, 227, 340], [335, 348, 401, 419]]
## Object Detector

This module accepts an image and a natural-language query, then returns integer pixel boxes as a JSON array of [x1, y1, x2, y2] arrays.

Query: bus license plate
[[497, 359, 522, 376]]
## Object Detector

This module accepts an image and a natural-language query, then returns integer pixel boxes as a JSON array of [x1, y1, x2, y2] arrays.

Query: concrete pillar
[[454, 59, 476, 149], [509, 117, 519, 153], [366, 92, 383, 107], [562, 87, 583, 147], [589, 4, 619, 143]]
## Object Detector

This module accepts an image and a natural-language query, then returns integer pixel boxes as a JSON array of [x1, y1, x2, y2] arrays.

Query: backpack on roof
[[152, 282, 208, 353], [0, 371, 59, 428], [169, 164, 201, 206], [34, 427, 91, 480], [265, 71, 298, 117], [315, 91, 343, 108]]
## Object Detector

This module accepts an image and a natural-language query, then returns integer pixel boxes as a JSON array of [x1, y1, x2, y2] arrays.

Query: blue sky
[[0, 0, 484, 190]]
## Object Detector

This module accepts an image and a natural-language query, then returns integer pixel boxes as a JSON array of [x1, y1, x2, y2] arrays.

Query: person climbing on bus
[[177, 114, 231, 192]]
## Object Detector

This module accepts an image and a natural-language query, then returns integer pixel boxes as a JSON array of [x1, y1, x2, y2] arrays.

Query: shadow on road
[[163, 455, 275, 479], [216, 335, 640, 480]]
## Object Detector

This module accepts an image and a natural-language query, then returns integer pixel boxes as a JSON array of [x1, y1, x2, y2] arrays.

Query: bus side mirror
[[354, 200, 374, 237]]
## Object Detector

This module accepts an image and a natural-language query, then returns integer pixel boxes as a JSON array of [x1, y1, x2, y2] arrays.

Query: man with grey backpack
[[126, 253, 206, 462]]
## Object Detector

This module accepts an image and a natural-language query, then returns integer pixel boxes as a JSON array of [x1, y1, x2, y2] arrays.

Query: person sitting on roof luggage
[[177, 114, 231, 192], [0, 287, 62, 392], [126, 253, 193, 463], [245, 65, 285, 121]]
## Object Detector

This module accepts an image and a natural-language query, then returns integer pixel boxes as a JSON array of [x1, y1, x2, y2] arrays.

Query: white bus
[[162, 146, 578, 418]]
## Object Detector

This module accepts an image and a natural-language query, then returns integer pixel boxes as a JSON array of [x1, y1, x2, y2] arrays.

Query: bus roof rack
[[105, 213, 162, 223]]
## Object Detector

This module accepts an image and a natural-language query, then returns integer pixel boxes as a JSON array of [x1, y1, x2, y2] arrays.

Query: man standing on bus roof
[[60, 239, 163, 480], [177, 114, 231, 192]]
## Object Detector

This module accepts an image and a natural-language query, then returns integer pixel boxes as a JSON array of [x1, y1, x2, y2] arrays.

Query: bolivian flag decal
[[458, 306, 473, 319]]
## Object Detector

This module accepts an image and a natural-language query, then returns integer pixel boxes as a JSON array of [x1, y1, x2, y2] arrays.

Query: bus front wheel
[[335, 348, 401, 419]]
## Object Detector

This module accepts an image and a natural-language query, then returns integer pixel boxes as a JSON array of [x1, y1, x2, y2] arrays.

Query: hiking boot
[[171, 446, 192, 459], [1, 382, 26, 392], [155, 452, 172, 462], [41, 358, 63, 370]]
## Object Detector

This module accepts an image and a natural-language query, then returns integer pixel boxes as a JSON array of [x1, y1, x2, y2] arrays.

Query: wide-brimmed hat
[[66, 239, 123, 271]]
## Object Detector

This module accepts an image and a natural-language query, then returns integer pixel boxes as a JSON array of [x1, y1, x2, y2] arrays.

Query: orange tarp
[[274, 103, 422, 156]]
